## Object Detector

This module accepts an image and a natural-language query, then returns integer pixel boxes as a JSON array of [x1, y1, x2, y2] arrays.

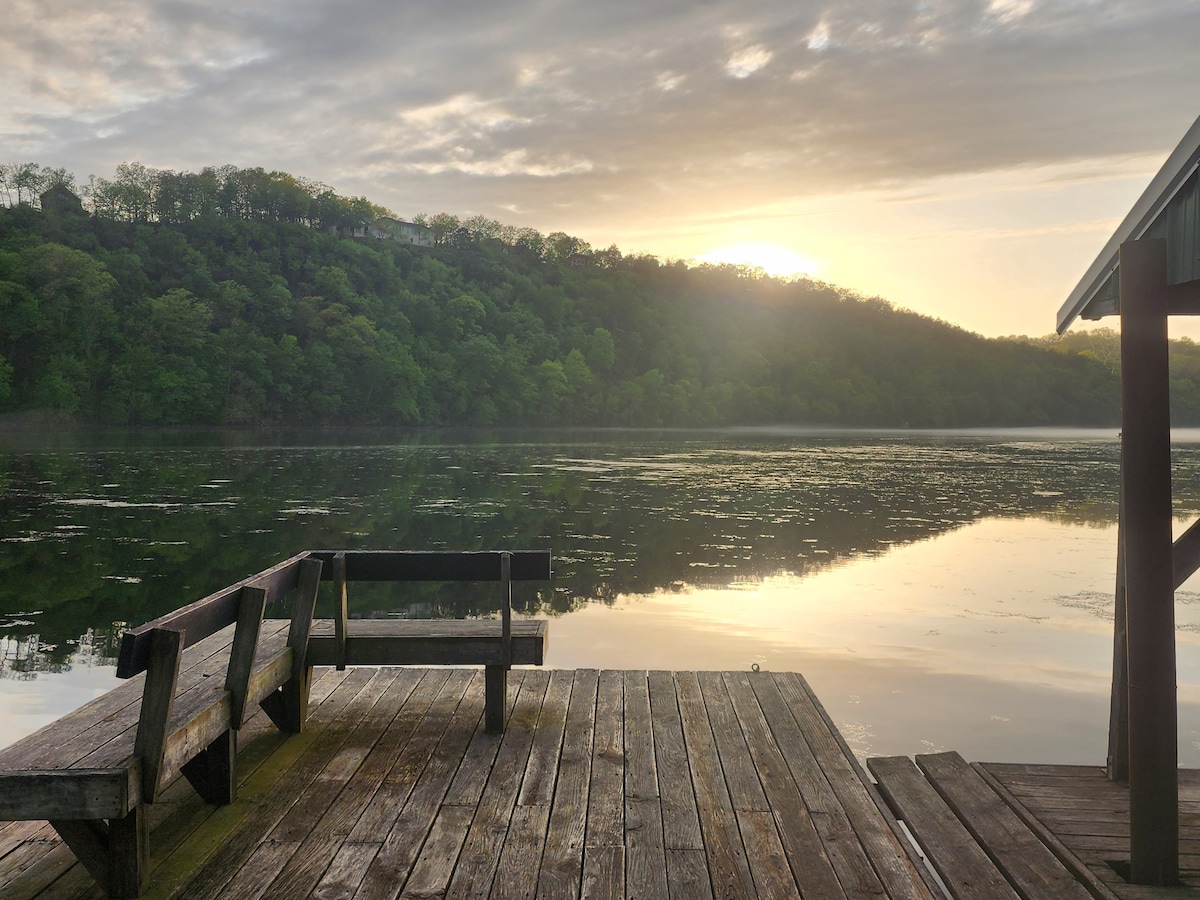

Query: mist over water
[[2, 427, 1199, 765]]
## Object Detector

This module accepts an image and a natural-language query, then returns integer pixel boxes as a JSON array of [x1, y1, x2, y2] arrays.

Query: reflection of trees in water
[[0, 432, 1176, 664], [0, 625, 122, 678]]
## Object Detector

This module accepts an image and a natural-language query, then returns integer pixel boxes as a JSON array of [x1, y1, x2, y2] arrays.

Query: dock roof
[[1057, 114, 1200, 334]]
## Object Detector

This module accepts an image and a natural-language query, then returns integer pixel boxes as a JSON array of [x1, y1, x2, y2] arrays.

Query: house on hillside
[[39, 184, 84, 217], [368, 217, 434, 247]]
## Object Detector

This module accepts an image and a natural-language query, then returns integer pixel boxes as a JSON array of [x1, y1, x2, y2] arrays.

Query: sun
[[696, 243, 822, 279]]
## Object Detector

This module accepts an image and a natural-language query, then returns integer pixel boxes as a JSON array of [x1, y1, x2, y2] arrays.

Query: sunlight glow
[[697, 242, 822, 278]]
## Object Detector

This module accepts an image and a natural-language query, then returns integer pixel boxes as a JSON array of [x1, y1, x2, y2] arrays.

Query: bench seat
[[306, 618, 548, 667]]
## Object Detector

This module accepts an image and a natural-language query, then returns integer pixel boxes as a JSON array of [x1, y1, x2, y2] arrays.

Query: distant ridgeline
[[0, 160, 1190, 428]]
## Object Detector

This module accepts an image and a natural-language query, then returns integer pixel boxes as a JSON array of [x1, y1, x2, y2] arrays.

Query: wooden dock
[[7, 665, 1200, 899], [1, 666, 940, 899]]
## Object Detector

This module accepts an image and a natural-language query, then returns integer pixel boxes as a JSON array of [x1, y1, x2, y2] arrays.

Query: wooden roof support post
[[1119, 237, 1179, 886], [1108, 474, 1128, 784]]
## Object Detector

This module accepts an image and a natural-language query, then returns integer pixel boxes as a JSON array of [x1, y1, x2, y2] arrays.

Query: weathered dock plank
[[444, 669, 550, 898], [491, 670, 573, 899], [917, 751, 1096, 900], [348, 670, 496, 900], [623, 669, 668, 900], [537, 668, 597, 900], [723, 671, 844, 898], [675, 670, 758, 897], [868, 755, 1021, 899], [581, 670, 624, 900], [981, 761, 1200, 897], [4, 668, 961, 899], [175, 666, 379, 900], [774, 672, 937, 900], [251, 669, 418, 900], [749, 670, 894, 897]]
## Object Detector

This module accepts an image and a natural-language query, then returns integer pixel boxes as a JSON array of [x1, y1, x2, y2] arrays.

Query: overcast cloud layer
[[4, 0, 1200, 333]]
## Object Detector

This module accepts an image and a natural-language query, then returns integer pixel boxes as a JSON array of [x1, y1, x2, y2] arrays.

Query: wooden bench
[[0, 548, 549, 897], [304, 549, 551, 733], [868, 752, 1116, 899], [0, 551, 322, 897]]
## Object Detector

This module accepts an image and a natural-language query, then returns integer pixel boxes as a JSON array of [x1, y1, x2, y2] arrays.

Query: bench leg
[[52, 805, 148, 898], [181, 728, 237, 805], [109, 805, 150, 898], [485, 665, 508, 733], [261, 665, 313, 733]]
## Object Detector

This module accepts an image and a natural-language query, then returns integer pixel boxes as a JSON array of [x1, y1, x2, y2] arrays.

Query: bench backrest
[[306, 549, 551, 582], [307, 549, 551, 672], [116, 552, 312, 679]]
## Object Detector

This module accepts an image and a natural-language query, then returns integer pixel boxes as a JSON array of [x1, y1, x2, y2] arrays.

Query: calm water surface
[[3, 427, 1200, 766]]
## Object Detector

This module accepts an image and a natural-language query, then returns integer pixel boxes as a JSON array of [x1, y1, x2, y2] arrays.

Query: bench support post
[[225, 586, 268, 728], [51, 805, 148, 898], [261, 556, 323, 733], [180, 728, 237, 805], [334, 551, 348, 671], [134, 628, 184, 803], [485, 665, 507, 733]]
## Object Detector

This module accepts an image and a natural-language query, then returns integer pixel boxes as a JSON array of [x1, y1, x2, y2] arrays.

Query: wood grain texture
[[537, 669, 598, 900], [27, 670, 1158, 899], [773, 672, 933, 900], [917, 751, 1096, 900], [224, 586, 268, 728], [675, 671, 757, 899], [868, 755, 1020, 899], [134, 628, 184, 802], [623, 671, 668, 900]]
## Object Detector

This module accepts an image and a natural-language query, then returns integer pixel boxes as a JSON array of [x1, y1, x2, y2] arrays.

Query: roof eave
[[1056, 114, 1200, 334]]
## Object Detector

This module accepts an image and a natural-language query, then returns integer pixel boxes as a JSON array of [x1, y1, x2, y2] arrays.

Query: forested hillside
[[0, 162, 1164, 428]]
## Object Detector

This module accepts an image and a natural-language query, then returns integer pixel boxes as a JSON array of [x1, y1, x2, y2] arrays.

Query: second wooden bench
[[304, 549, 551, 733]]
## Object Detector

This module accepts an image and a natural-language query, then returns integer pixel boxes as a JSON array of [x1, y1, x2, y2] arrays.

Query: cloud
[[2, 0, 1198, 234], [725, 45, 773, 79]]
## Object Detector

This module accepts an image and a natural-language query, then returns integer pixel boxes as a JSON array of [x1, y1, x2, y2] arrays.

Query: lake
[[3, 426, 1200, 767]]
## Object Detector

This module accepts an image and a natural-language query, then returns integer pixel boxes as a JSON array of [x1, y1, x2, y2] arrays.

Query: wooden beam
[[305, 623, 547, 667], [180, 729, 236, 806], [158, 644, 292, 786], [1119, 237, 1179, 886], [1172, 517, 1200, 589], [0, 768, 136, 820], [485, 665, 507, 733], [307, 549, 551, 582], [1167, 277, 1200, 316], [117, 552, 308, 678], [51, 804, 148, 897], [501, 551, 512, 668], [287, 557, 324, 679], [1109, 501, 1129, 784], [334, 551, 348, 672], [50, 819, 114, 893]]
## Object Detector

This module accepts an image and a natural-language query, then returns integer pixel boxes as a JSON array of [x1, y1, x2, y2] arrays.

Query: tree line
[[0, 159, 1191, 428]]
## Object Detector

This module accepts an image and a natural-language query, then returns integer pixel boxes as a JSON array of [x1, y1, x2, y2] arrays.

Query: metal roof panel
[[1057, 114, 1200, 333]]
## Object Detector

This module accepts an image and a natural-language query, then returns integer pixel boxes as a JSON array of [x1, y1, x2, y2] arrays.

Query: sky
[[4, 0, 1200, 339]]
